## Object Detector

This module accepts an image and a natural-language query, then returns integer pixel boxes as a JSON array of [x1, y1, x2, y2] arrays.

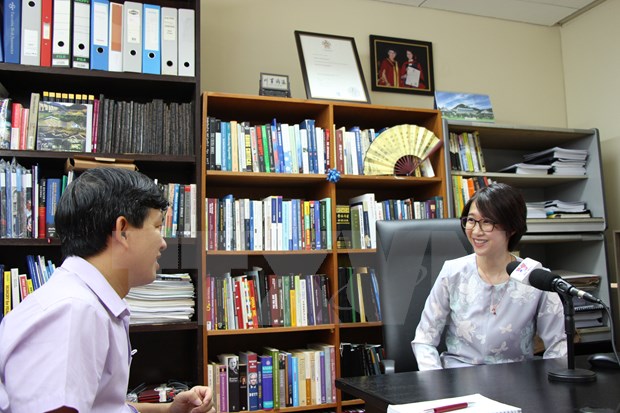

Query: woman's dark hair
[[460, 183, 527, 251], [55, 168, 168, 258]]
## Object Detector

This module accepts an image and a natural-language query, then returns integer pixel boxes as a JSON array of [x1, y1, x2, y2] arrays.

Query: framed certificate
[[294, 31, 370, 104]]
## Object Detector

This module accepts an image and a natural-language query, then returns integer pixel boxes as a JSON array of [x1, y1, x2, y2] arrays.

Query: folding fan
[[363, 125, 442, 176]]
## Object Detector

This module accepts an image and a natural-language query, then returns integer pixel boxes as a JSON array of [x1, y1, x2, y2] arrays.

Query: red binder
[[40, 0, 53, 66]]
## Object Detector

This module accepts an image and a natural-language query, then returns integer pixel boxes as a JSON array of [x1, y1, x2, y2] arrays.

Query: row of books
[[205, 117, 330, 175], [451, 175, 496, 215], [205, 270, 331, 331], [206, 195, 332, 252], [0, 159, 68, 239], [1, 158, 196, 239], [126, 273, 195, 325], [1, 255, 57, 319], [2, 0, 195, 76], [160, 182, 197, 238], [208, 345, 336, 412], [1, 92, 194, 156], [448, 131, 486, 173], [343, 193, 445, 250], [337, 266, 382, 323], [340, 342, 385, 378]]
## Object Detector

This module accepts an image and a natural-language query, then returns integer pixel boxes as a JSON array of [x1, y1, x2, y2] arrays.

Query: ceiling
[[369, 0, 606, 26]]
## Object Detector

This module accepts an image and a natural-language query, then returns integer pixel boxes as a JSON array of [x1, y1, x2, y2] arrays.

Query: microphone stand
[[548, 293, 597, 382]]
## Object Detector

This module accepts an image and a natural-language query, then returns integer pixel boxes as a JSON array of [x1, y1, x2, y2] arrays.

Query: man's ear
[[114, 216, 130, 244]]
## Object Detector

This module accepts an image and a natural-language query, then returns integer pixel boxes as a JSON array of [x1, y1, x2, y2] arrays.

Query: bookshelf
[[0, 0, 202, 389], [201, 92, 446, 409], [443, 120, 611, 346]]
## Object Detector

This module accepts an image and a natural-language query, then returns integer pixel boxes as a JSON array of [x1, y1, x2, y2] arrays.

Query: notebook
[[387, 393, 521, 413]]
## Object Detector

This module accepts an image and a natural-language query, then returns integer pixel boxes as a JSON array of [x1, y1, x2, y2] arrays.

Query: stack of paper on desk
[[126, 273, 195, 324], [387, 393, 521, 413]]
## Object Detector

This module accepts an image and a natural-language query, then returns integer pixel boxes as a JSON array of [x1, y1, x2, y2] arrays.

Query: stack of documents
[[523, 146, 588, 162], [550, 160, 587, 176], [526, 202, 547, 218], [127, 273, 195, 325], [522, 147, 588, 176], [387, 393, 521, 413], [498, 163, 551, 175], [544, 200, 590, 218]]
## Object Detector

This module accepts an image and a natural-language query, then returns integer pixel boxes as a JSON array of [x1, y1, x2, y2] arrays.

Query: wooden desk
[[336, 358, 620, 413]]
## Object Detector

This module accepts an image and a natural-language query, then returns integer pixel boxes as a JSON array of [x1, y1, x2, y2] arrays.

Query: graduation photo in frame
[[295, 30, 370, 103], [370, 35, 435, 96]]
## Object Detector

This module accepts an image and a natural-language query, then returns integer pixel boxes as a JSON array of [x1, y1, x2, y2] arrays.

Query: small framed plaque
[[259, 73, 291, 97]]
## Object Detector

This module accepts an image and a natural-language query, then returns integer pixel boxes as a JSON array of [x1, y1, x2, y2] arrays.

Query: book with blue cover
[[259, 354, 273, 410]]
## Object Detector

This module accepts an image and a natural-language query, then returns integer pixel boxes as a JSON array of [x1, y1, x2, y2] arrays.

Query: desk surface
[[336, 358, 620, 413]]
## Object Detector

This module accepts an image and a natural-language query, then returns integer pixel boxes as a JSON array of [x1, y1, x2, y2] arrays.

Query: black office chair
[[375, 218, 472, 373]]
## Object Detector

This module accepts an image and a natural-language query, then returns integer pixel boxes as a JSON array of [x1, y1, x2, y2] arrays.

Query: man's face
[[124, 209, 167, 287]]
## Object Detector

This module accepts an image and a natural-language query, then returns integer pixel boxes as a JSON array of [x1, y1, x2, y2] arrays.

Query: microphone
[[506, 258, 542, 285], [507, 261, 603, 304]]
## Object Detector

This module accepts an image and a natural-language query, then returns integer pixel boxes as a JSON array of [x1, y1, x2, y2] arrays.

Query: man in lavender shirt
[[0, 168, 214, 413]]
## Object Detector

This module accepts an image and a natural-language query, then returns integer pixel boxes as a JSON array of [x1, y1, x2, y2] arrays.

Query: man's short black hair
[[55, 168, 168, 258]]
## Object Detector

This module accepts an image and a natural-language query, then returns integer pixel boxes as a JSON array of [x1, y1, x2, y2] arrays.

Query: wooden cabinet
[[201, 92, 446, 409], [0, 0, 202, 388], [443, 120, 611, 345]]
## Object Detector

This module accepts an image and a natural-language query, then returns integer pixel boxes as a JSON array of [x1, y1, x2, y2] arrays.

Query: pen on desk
[[422, 402, 472, 413]]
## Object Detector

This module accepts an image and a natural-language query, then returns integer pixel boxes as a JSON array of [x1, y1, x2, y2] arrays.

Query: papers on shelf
[[526, 202, 547, 219], [127, 273, 195, 325], [521, 147, 588, 176], [523, 146, 588, 162], [498, 163, 551, 175], [387, 393, 521, 413]]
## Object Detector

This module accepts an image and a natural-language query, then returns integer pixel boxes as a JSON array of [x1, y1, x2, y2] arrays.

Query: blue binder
[[142, 3, 161, 74], [2, 0, 21, 63], [90, 0, 110, 70]]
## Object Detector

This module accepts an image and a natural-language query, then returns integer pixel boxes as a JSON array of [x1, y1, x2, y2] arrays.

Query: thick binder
[[108, 1, 122, 71], [51, 0, 72, 67], [72, 0, 91, 68], [20, 0, 41, 65], [3, 0, 22, 63], [122, 1, 142, 73], [177, 8, 194, 77], [40, 0, 53, 66], [90, 0, 109, 70], [160, 6, 177, 76], [141, 3, 160, 74]]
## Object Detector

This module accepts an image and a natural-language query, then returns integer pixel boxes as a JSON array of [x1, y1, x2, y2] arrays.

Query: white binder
[[122, 1, 142, 73], [177, 8, 194, 77], [160, 6, 177, 76], [51, 0, 72, 67], [20, 0, 42, 66], [108, 2, 123, 71], [72, 0, 91, 68]]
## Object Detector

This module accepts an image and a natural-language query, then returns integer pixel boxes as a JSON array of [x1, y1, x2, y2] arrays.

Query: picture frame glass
[[295, 31, 370, 103], [370, 35, 435, 96]]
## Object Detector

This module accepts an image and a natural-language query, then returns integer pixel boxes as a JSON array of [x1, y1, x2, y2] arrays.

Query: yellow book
[[4, 270, 11, 315], [27, 279, 34, 294], [290, 279, 297, 327]]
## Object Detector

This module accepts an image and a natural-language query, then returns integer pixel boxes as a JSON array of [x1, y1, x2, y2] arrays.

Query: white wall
[[201, 0, 567, 127], [201, 0, 620, 266], [560, 0, 620, 281]]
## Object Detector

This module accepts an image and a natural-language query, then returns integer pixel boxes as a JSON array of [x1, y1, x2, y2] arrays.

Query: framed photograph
[[259, 73, 291, 97], [370, 35, 434, 96], [294, 30, 370, 103]]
